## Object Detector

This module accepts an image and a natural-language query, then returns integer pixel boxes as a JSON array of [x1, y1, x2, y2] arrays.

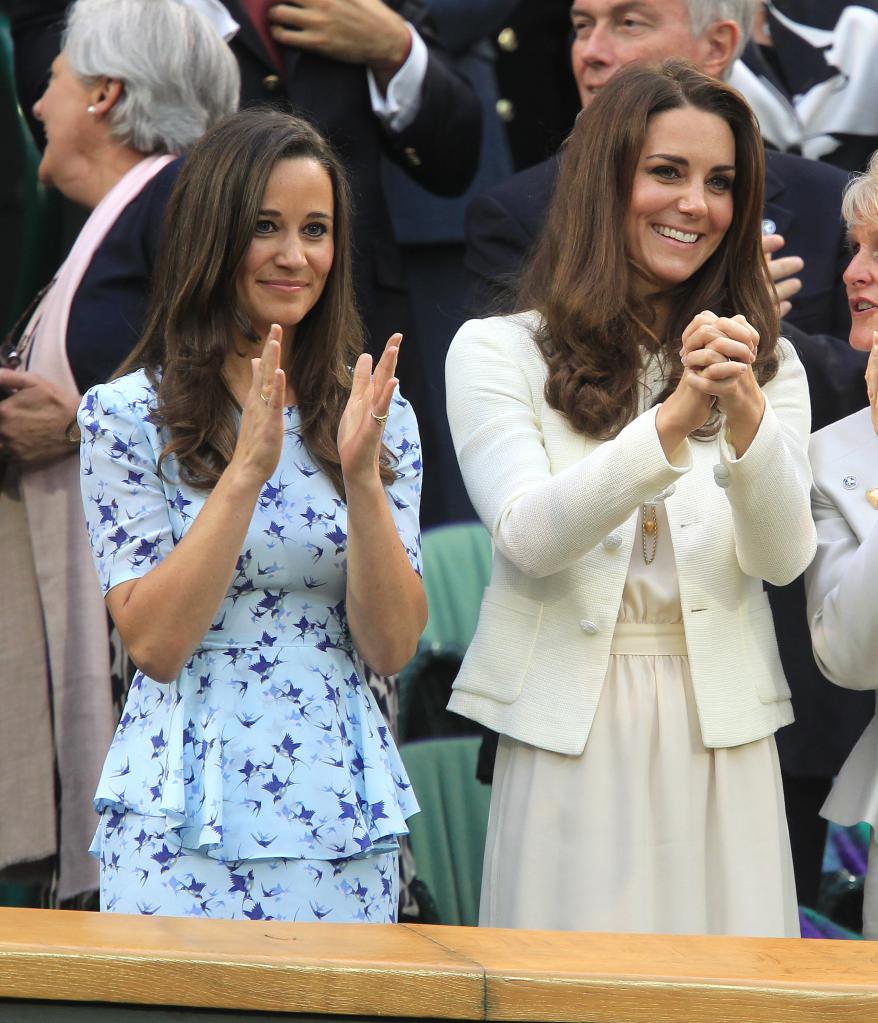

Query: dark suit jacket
[[67, 160, 181, 393], [464, 145, 871, 777], [223, 0, 481, 342]]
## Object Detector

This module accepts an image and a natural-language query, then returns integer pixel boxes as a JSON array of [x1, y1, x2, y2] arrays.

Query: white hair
[[63, 0, 240, 156], [842, 150, 878, 230], [685, 0, 760, 63]]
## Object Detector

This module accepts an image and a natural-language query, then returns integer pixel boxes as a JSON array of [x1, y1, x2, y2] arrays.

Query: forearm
[[460, 403, 688, 578], [110, 466, 262, 682], [721, 385, 765, 458], [722, 416, 815, 584], [344, 476, 426, 676]]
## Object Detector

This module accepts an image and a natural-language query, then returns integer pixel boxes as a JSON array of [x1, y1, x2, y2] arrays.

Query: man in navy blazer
[[465, 0, 872, 911]]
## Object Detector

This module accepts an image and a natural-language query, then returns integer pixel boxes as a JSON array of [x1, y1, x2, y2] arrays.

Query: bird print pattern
[[78, 369, 421, 919], [94, 806, 399, 921]]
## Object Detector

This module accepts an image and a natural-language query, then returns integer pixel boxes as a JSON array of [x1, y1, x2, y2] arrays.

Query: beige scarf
[[6, 154, 174, 900]]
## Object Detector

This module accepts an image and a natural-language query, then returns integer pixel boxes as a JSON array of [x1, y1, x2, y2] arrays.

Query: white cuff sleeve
[[179, 0, 240, 41], [367, 24, 428, 133]]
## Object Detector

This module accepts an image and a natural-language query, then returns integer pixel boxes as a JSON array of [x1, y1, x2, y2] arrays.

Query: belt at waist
[[610, 622, 687, 656]]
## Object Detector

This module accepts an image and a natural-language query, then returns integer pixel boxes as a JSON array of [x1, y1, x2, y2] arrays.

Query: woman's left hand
[[337, 333, 401, 485], [0, 369, 80, 464]]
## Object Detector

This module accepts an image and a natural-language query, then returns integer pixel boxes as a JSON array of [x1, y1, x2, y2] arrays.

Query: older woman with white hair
[[806, 150, 878, 940], [0, 0, 238, 907]]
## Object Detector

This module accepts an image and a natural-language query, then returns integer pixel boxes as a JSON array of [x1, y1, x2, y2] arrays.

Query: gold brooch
[[867, 489, 878, 509]]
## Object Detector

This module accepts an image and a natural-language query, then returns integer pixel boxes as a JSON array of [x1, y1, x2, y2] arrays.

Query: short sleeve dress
[[78, 369, 421, 921]]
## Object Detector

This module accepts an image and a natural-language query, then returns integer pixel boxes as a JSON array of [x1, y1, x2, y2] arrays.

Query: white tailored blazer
[[805, 408, 878, 827], [445, 312, 816, 754]]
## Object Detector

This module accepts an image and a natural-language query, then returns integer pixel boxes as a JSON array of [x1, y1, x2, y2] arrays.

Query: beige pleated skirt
[[480, 505, 799, 937]]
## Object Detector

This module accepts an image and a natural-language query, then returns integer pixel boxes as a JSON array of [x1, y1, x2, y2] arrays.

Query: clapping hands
[[337, 333, 401, 485], [229, 324, 287, 487]]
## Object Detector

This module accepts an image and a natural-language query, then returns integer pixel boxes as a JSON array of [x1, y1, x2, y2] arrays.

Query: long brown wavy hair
[[517, 60, 779, 440], [118, 108, 393, 495]]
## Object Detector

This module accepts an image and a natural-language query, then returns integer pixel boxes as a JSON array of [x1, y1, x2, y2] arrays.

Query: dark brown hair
[[518, 59, 779, 439], [118, 107, 393, 495]]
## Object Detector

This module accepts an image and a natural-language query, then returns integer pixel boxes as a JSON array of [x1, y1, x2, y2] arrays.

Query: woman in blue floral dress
[[77, 110, 426, 922]]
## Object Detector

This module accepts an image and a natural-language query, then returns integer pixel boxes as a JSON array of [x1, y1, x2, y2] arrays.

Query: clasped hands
[[680, 310, 759, 405], [657, 311, 766, 459], [0, 367, 80, 464]]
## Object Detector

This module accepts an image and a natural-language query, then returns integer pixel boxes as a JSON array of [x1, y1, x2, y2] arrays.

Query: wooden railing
[[0, 908, 876, 1021]]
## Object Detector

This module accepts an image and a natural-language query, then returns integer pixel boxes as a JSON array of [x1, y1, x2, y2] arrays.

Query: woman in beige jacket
[[446, 62, 815, 937]]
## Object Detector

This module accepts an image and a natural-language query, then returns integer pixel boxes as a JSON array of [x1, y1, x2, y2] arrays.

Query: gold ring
[[260, 392, 271, 406], [370, 410, 389, 425]]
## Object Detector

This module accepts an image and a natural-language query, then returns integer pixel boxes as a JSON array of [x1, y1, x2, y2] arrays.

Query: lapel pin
[[843, 475, 859, 490]]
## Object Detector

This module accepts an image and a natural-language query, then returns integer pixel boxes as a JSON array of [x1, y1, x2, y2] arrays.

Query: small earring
[[87, 104, 96, 114]]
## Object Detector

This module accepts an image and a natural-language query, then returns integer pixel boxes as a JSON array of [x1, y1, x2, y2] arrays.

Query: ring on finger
[[260, 391, 271, 406], [370, 410, 389, 425]]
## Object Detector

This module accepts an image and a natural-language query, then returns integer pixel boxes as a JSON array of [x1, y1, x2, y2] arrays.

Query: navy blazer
[[463, 145, 870, 778], [67, 160, 181, 393]]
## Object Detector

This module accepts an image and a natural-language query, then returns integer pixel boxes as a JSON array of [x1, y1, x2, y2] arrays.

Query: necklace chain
[[641, 503, 658, 565]]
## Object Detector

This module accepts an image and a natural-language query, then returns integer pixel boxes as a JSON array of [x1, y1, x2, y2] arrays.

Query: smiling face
[[843, 224, 878, 351], [624, 104, 735, 297], [569, 0, 716, 108], [236, 157, 335, 344]]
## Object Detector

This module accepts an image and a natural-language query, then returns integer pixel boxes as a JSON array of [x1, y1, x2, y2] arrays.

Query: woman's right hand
[[228, 324, 286, 487]]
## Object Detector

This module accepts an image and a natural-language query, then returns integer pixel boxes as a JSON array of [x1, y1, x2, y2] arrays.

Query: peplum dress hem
[[80, 373, 420, 875]]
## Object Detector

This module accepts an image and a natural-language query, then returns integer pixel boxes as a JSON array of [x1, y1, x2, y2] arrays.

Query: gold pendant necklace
[[641, 503, 658, 565]]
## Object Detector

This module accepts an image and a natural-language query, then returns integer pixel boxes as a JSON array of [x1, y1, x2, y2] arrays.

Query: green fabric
[[0, 13, 60, 335], [399, 524, 492, 741], [401, 737, 490, 926], [420, 524, 492, 651]]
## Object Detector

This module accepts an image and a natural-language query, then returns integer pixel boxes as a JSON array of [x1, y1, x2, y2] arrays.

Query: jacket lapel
[[763, 153, 794, 240]]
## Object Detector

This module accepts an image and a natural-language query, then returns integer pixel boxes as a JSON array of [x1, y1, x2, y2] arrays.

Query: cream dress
[[480, 499, 800, 937]]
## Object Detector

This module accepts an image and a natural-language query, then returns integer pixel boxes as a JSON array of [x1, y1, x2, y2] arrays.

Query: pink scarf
[[19, 154, 174, 900]]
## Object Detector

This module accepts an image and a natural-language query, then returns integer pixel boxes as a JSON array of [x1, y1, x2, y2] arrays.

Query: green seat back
[[398, 523, 492, 740], [400, 736, 490, 926], [420, 523, 492, 652]]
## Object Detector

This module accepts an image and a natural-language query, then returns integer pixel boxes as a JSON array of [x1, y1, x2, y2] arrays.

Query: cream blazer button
[[579, 619, 599, 635], [603, 532, 623, 550], [713, 464, 731, 488]]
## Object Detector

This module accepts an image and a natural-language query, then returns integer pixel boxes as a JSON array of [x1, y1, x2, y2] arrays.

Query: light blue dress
[[78, 369, 421, 921]]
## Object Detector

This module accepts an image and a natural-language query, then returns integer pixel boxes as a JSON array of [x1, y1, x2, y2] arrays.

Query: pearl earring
[[87, 104, 96, 114]]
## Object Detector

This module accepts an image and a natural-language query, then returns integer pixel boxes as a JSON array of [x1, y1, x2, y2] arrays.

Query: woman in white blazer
[[446, 62, 816, 937], [806, 152, 878, 940]]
